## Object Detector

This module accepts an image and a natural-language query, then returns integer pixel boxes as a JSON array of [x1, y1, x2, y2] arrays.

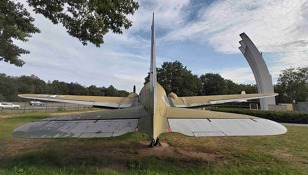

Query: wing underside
[[13, 107, 149, 138], [166, 107, 287, 136]]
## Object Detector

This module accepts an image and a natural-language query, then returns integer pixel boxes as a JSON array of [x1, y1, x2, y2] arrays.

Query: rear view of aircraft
[[14, 14, 287, 147]]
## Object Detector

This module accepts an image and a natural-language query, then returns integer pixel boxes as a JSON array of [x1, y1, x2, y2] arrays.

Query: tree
[[0, 0, 40, 66], [1, 0, 139, 66], [17, 75, 47, 94], [145, 61, 202, 96], [67, 82, 88, 95], [0, 74, 19, 101], [88, 85, 101, 96], [275, 67, 308, 103], [200, 73, 227, 95]]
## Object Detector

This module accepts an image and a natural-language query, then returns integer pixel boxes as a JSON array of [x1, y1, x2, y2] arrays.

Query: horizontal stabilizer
[[13, 107, 148, 138], [13, 119, 138, 138], [169, 118, 287, 136], [166, 108, 287, 136]]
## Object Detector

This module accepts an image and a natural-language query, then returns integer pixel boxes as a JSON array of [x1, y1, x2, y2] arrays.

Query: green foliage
[[200, 73, 227, 95], [145, 61, 202, 96], [0, 74, 129, 101], [0, 0, 139, 66], [27, 0, 139, 47], [275, 67, 308, 103], [211, 108, 308, 124], [0, 0, 40, 66], [200, 73, 257, 95], [145, 60, 257, 96], [0, 74, 19, 101]]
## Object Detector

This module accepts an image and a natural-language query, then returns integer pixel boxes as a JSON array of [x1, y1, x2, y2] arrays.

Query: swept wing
[[18, 93, 138, 108], [169, 93, 277, 108]]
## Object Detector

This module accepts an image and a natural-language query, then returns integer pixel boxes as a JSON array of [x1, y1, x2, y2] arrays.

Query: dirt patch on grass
[[136, 141, 222, 163], [2, 137, 48, 156], [271, 149, 308, 165]]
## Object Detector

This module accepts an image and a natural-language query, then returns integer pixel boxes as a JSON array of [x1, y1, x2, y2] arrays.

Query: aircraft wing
[[166, 107, 287, 136], [13, 107, 149, 138], [169, 93, 278, 108], [18, 93, 138, 108]]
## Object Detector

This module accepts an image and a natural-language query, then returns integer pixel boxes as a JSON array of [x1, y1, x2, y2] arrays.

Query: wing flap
[[166, 107, 287, 136], [13, 107, 148, 138]]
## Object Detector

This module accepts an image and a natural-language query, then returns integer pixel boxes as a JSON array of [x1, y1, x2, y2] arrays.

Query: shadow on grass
[[0, 114, 306, 174], [0, 134, 300, 175], [0, 139, 214, 175]]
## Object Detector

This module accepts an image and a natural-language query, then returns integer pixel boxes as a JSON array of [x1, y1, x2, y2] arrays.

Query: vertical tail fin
[[149, 13, 157, 114], [150, 13, 157, 88]]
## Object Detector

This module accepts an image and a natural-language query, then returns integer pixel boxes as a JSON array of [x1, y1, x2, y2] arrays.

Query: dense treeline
[[145, 61, 257, 97], [0, 74, 129, 102], [1, 61, 307, 103], [144, 61, 308, 103], [211, 108, 308, 124]]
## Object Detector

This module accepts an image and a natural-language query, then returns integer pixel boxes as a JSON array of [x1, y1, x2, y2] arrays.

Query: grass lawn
[[0, 112, 307, 175]]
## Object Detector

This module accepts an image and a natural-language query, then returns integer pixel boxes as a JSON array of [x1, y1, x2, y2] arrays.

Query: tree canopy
[[0, 0, 40, 66], [145, 60, 258, 97], [275, 67, 308, 103], [0, 0, 139, 66], [200, 73, 226, 95], [145, 61, 202, 96]]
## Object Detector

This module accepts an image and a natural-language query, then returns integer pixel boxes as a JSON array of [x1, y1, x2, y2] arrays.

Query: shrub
[[211, 108, 308, 124]]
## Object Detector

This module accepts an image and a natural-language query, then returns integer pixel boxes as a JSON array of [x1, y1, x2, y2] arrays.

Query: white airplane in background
[[14, 14, 287, 147]]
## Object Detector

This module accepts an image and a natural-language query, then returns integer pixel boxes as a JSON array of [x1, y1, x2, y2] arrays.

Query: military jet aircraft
[[14, 14, 287, 147]]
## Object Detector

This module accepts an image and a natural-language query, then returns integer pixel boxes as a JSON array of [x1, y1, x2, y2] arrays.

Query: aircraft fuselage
[[139, 82, 169, 143]]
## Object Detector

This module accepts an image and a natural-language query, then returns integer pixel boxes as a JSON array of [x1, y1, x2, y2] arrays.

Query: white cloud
[[128, 0, 190, 32], [163, 0, 308, 83], [2, 0, 308, 92], [219, 67, 256, 84]]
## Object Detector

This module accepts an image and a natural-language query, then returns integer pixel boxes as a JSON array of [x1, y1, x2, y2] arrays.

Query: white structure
[[239, 33, 276, 110]]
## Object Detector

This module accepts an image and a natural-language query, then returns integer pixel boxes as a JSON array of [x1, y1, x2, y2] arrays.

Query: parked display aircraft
[[14, 14, 287, 147]]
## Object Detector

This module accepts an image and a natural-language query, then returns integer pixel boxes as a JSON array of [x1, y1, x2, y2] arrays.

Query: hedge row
[[210, 108, 308, 124]]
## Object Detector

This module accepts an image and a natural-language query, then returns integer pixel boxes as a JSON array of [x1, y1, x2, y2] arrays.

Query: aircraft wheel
[[149, 139, 156, 147]]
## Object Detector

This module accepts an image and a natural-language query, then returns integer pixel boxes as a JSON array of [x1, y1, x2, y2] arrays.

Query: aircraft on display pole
[[14, 14, 287, 147]]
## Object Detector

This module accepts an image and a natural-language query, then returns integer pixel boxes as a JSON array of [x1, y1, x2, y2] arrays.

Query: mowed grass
[[0, 112, 307, 175]]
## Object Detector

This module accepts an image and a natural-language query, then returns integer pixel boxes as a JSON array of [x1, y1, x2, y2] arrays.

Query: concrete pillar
[[239, 33, 276, 110]]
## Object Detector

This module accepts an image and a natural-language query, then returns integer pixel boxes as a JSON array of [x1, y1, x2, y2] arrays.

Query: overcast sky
[[1, 0, 307, 93]]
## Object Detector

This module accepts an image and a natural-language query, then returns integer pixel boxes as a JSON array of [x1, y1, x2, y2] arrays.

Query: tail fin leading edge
[[149, 13, 157, 114], [150, 13, 157, 88]]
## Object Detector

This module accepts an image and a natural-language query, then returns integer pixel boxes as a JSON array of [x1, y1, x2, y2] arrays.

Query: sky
[[1, 0, 307, 93]]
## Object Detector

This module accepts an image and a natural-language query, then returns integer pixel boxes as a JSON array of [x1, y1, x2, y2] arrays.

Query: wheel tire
[[149, 139, 156, 147]]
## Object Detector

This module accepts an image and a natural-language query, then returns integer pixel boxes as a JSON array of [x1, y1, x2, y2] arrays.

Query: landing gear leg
[[154, 138, 161, 146], [149, 138, 161, 147]]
